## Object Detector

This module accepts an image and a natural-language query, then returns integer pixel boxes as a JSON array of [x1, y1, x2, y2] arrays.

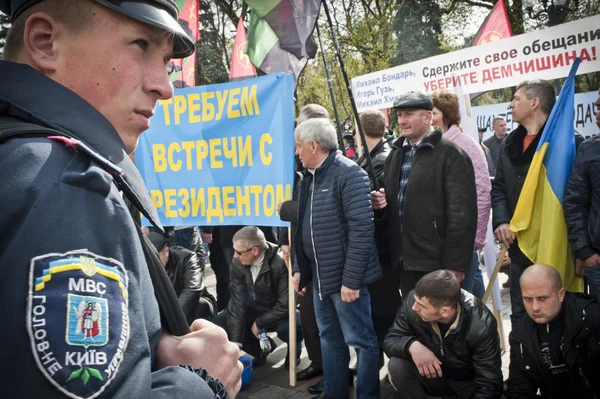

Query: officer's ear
[[22, 12, 62, 74]]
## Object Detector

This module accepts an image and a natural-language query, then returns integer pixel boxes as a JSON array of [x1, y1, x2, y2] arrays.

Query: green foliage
[[195, 2, 230, 85], [392, 0, 446, 65], [296, 1, 400, 121]]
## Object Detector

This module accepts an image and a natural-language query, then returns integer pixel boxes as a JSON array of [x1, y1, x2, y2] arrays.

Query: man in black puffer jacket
[[384, 270, 502, 399], [214, 227, 302, 367], [293, 118, 381, 399], [508, 264, 600, 399]]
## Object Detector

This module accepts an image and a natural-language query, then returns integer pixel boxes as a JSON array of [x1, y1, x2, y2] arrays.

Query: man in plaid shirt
[[371, 92, 477, 296]]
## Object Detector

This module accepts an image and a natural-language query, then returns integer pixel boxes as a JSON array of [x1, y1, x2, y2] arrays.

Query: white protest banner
[[352, 15, 600, 112], [475, 90, 599, 141]]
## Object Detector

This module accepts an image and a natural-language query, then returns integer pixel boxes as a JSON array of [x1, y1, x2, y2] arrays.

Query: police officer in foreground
[[0, 1, 242, 398]]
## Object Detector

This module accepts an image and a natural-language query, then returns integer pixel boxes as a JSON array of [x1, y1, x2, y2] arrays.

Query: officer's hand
[[277, 202, 283, 215], [341, 285, 360, 303], [370, 188, 387, 210], [293, 272, 306, 296], [583, 254, 600, 269], [201, 232, 213, 244], [156, 319, 243, 398], [408, 341, 443, 379], [494, 223, 514, 248]]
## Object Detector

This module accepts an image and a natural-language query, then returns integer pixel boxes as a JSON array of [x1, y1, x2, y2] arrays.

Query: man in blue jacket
[[293, 118, 382, 399]]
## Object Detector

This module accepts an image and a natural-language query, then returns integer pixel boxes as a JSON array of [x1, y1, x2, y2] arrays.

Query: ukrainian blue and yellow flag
[[509, 59, 584, 292]]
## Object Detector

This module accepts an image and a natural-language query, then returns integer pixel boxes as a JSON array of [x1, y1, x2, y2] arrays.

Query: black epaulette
[[47, 135, 125, 181]]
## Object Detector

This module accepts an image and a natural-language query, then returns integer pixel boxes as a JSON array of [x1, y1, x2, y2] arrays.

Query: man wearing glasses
[[214, 226, 303, 367]]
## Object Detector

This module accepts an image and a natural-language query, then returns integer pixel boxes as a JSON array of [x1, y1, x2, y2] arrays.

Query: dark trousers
[[509, 259, 532, 329], [214, 309, 303, 358], [298, 282, 323, 369], [400, 270, 429, 299], [208, 230, 230, 311], [388, 357, 476, 399], [184, 293, 217, 324], [369, 265, 402, 350]]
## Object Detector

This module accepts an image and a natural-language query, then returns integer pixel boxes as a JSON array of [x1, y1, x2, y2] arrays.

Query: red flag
[[169, 0, 199, 88], [230, 18, 257, 80], [379, 108, 389, 126], [473, 0, 512, 46]]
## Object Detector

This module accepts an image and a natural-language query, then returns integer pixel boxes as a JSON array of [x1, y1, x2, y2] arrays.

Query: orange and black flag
[[472, 0, 512, 46]]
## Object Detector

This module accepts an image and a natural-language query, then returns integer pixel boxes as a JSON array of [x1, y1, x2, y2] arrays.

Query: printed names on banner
[[352, 15, 600, 112], [136, 73, 295, 227]]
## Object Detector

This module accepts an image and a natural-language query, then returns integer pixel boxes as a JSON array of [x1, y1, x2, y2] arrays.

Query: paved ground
[[203, 263, 513, 399]]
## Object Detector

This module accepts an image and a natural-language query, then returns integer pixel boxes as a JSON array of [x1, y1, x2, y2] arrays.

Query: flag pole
[[321, 0, 379, 190], [315, 23, 346, 156], [483, 245, 508, 303], [287, 227, 297, 386]]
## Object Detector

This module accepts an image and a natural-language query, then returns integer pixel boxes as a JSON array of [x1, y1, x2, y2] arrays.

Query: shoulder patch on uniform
[[27, 250, 130, 399]]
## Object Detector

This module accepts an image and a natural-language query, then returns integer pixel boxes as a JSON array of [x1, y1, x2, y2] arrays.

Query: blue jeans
[[463, 251, 485, 299], [313, 280, 380, 399], [586, 266, 600, 301], [174, 227, 196, 251]]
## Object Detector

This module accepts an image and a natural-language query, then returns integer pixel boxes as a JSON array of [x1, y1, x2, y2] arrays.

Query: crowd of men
[[1, 0, 600, 398]]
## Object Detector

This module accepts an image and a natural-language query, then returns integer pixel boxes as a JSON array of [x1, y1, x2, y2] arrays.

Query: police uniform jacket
[[0, 61, 225, 398]]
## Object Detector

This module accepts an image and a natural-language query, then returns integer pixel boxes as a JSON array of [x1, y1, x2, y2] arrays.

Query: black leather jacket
[[166, 247, 205, 321], [564, 136, 600, 261], [358, 138, 392, 191], [384, 290, 503, 399], [227, 243, 288, 343], [507, 292, 600, 399], [359, 139, 392, 265]]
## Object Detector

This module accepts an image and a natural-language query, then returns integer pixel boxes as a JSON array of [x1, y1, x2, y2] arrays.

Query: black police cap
[[392, 91, 433, 111], [0, 0, 195, 58]]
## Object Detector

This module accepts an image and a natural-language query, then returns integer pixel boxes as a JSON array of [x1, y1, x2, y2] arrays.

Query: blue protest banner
[[135, 73, 295, 227]]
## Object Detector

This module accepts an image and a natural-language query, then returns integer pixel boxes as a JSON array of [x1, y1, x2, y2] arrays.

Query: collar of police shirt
[[0, 61, 162, 231]]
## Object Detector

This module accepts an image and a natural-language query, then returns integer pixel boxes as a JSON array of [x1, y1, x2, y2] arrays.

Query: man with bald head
[[507, 264, 600, 398]]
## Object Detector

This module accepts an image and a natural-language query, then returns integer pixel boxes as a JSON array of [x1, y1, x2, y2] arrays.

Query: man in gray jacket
[[293, 118, 382, 399]]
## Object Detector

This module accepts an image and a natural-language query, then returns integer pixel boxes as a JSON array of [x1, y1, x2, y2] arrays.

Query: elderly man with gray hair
[[278, 104, 331, 384], [214, 226, 303, 367], [293, 118, 382, 399]]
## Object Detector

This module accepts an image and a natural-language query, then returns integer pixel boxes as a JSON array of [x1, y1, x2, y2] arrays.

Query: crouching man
[[148, 232, 217, 324], [384, 270, 503, 399], [507, 264, 600, 398], [214, 226, 303, 367]]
